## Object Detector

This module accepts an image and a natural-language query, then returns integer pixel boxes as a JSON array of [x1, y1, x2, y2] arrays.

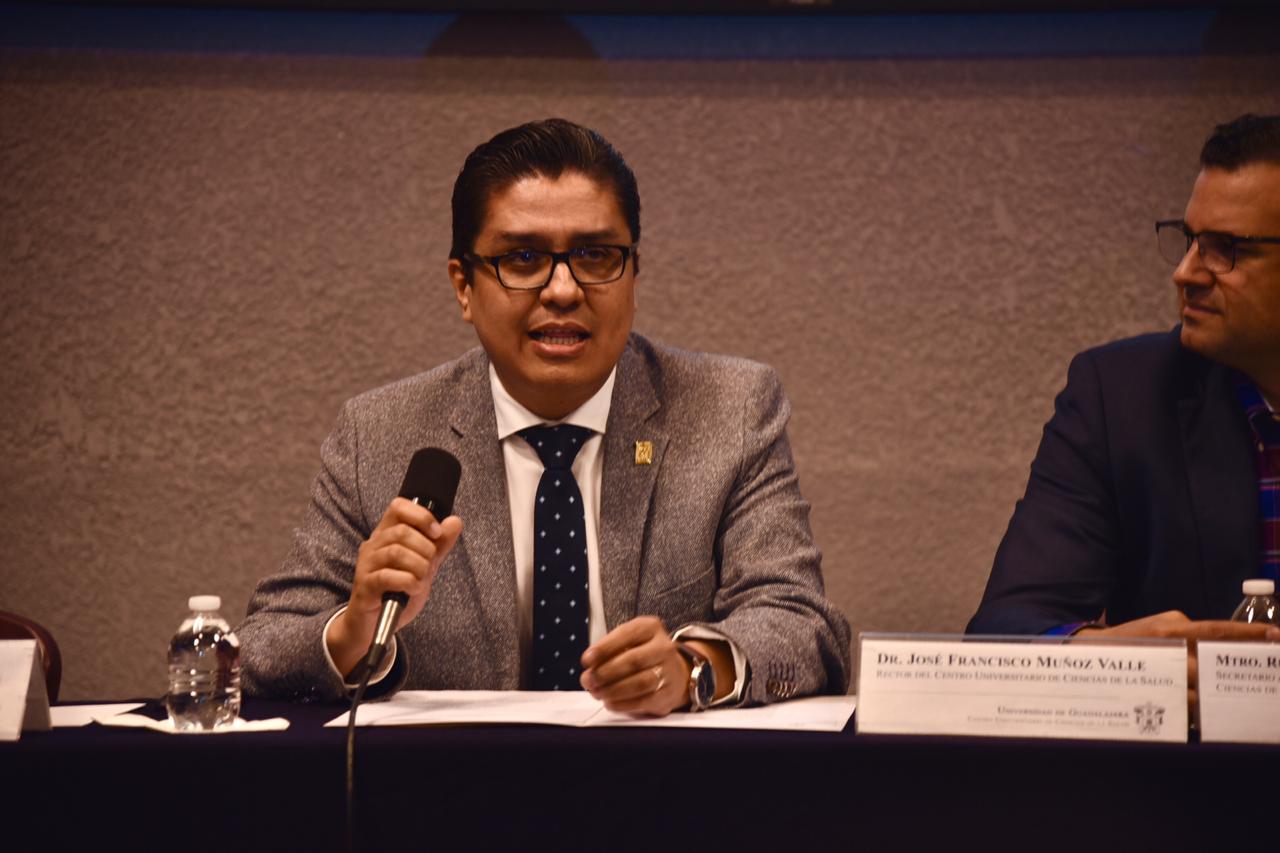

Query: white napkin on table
[[94, 713, 289, 734]]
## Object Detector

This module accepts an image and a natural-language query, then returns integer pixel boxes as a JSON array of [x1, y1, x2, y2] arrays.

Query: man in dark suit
[[239, 119, 850, 713], [969, 114, 1280, 651]]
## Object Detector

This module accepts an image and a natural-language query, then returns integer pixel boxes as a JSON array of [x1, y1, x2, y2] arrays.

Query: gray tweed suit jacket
[[239, 333, 851, 704]]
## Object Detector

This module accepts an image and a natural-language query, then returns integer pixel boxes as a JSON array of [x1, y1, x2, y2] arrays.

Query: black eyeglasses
[[1155, 219, 1280, 273], [465, 245, 636, 291]]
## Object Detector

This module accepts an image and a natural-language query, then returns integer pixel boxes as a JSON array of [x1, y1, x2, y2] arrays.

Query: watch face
[[693, 662, 715, 708]]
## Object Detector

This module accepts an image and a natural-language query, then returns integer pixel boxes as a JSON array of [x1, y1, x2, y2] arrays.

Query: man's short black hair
[[449, 118, 641, 262], [1200, 113, 1280, 170]]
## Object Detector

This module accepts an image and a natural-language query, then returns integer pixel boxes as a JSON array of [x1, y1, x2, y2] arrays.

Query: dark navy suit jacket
[[968, 328, 1260, 635]]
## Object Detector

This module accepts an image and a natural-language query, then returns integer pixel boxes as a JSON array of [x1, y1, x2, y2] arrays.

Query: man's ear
[[448, 258, 473, 323]]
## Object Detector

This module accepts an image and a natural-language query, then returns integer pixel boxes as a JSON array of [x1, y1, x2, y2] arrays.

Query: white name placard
[[0, 639, 51, 741], [856, 634, 1188, 743], [1196, 640, 1280, 744]]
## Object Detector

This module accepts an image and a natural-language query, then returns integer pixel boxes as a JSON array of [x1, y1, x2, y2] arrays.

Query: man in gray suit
[[239, 118, 850, 714]]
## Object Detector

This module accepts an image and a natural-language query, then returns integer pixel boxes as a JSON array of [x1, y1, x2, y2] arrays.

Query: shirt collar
[[1234, 371, 1280, 444], [1235, 372, 1276, 412], [489, 363, 616, 441]]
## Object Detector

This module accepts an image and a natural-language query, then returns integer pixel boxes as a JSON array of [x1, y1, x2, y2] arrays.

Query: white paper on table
[[0, 639, 51, 741], [50, 703, 145, 727], [325, 690, 602, 728], [585, 695, 856, 731], [95, 713, 290, 734], [324, 689, 855, 732]]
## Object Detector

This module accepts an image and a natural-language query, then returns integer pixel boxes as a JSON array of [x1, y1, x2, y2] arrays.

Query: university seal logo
[[1134, 701, 1165, 735]]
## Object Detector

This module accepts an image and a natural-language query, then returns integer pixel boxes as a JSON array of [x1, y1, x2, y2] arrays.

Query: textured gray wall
[[2, 10, 1278, 699]]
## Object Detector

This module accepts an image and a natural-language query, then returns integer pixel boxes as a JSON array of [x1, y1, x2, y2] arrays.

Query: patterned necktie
[[519, 424, 593, 690]]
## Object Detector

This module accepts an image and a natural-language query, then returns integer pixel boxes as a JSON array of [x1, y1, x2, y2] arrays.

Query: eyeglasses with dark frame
[[1155, 219, 1280, 274], [465, 245, 637, 291]]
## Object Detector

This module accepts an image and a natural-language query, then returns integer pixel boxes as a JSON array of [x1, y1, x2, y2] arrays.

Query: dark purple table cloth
[[5, 698, 1274, 852]]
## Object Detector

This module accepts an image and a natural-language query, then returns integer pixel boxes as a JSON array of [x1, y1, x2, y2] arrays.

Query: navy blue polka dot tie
[[519, 424, 593, 691]]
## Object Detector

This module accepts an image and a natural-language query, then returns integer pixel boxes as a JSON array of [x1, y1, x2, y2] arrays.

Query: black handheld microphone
[[345, 447, 462, 684]]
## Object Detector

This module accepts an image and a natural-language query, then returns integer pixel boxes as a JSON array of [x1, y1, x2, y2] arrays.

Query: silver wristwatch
[[675, 642, 716, 711]]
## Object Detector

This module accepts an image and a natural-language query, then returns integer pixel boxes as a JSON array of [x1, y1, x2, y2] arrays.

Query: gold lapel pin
[[634, 440, 653, 465]]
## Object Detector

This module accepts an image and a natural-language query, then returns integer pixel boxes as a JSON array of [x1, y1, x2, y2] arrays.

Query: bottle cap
[[1242, 579, 1275, 596], [188, 595, 222, 612]]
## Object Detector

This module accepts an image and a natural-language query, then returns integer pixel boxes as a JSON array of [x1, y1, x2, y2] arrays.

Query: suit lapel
[[599, 341, 666, 631], [1178, 358, 1260, 617], [448, 354, 521, 686]]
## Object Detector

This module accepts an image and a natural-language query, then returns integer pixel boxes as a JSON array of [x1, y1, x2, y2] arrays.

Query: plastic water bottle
[[1230, 579, 1280, 626], [165, 595, 242, 731]]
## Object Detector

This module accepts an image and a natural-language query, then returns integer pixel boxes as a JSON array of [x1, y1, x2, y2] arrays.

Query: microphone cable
[[339, 446, 461, 853], [346, 661, 375, 853]]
